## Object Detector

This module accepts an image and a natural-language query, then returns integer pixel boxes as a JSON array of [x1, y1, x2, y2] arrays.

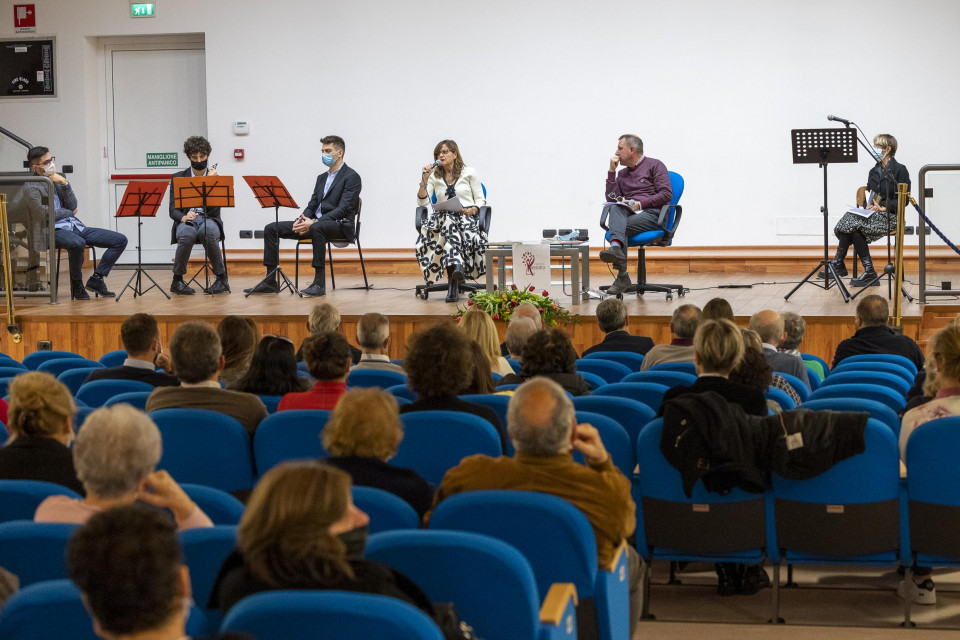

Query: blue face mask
[[321, 153, 336, 167], [870, 147, 885, 162]]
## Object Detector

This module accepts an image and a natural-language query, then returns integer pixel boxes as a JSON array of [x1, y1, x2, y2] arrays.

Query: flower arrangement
[[456, 284, 580, 327]]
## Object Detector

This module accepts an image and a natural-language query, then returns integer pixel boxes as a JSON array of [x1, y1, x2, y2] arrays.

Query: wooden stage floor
[[5, 268, 959, 364]]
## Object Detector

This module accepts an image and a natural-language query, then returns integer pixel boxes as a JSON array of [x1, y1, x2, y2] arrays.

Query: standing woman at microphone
[[415, 140, 487, 303], [822, 133, 910, 287]]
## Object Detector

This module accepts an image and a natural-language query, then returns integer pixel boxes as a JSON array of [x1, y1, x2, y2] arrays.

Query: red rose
[[538, 307, 545, 313], [529, 285, 535, 291], [511, 284, 518, 291], [456, 316, 461, 322], [493, 314, 500, 320], [510, 300, 518, 307], [542, 290, 549, 297], [467, 299, 473, 306]]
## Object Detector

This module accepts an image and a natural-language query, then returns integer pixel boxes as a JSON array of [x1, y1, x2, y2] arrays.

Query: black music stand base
[[785, 260, 851, 303], [849, 263, 914, 302], [185, 213, 221, 295], [246, 265, 300, 298], [116, 216, 171, 302]]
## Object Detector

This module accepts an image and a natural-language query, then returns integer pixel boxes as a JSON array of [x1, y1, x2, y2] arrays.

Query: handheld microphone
[[432, 160, 441, 167], [827, 114, 853, 126]]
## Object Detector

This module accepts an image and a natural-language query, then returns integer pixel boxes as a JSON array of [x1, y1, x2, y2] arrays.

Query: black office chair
[[294, 198, 369, 291]]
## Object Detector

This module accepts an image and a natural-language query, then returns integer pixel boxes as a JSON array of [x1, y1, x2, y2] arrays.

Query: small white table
[[484, 242, 590, 304]]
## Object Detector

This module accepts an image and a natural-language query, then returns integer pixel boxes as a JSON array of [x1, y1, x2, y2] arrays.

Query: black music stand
[[172, 176, 234, 294], [115, 181, 171, 302], [242, 176, 300, 297], [784, 128, 858, 303]]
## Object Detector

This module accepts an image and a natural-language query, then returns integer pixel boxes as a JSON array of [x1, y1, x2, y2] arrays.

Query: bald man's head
[[507, 377, 575, 456], [749, 309, 784, 346]]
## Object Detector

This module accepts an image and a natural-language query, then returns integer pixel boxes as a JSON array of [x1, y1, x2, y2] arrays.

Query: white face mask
[[41, 161, 56, 176]]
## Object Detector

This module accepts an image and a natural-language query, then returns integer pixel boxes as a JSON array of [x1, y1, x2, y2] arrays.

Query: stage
[[4, 259, 958, 365]]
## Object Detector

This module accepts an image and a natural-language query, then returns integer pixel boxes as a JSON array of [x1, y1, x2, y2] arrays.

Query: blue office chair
[[770, 419, 904, 622], [149, 409, 255, 492], [574, 411, 634, 478], [571, 395, 656, 450], [591, 382, 670, 414], [832, 360, 914, 384], [257, 394, 284, 414], [252, 409, 331, 476], [367, 530, 578, 640], [621, 370, 697, 388], [22, 350, 85, 370], [347, 368, 408, 389], [635, 418, 770, 620], [430, 490, 629, 640], [76, 379, 155, 407], [776, 372, 810, 402], [394, 411, 502, 485], [352, 485, 420, 534], [0, 479, 81, 522], [57, 367, 105, 397], [808, 383, 906, 413], [221, 591, 445, 640], [582, 351, 645, 373], [181, 484, 245, 525], [0, 521, 79, 586], [575, 358, 632, 384], [98, 349, 128, 367], [840, 353, 918, 376], [765, 386, 797, 411], [800, 397, 900, 437], [180, 525, 238, 624], [103, 390, 153, 411], [599, 170, 686, 300], [37, 357, 103, 378], [414, 184, 490, 301], [819, 371, 910, 398]]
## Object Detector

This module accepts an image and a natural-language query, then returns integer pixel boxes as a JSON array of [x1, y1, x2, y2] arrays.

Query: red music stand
[[172, 175, 234, 294], [243, 175, 300, 296], [115, 181, 170, 301]]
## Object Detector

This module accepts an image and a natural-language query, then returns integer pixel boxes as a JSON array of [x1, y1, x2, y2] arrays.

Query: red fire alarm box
[[234, 149, 244, 159]]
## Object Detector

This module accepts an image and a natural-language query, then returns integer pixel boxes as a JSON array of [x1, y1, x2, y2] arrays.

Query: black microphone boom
[[827, 114, 853, 126]]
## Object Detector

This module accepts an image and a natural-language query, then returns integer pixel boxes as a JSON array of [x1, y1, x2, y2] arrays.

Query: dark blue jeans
[[55, 226, 128, 281]]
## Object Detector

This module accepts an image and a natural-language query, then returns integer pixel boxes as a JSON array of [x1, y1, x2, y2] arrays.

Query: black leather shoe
[[209, 274, 230, 295], [739, 565, 771, 595], [716, 563, 741, 597], [243, 276, 280, 295], [606, 273, 632, 295], [818, 261, 848, 279], [301, 282, 326, 297], [850, 270, 880, 287], [170, 276, 195, 295], [85, 274, 115, 297], [70, 279, 90, 301], [599, 244, 627, 269]]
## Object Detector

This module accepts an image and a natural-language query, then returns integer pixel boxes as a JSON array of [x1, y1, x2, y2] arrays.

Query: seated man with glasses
[[23, 146, 129, 300], [597, 134, 672, 295]]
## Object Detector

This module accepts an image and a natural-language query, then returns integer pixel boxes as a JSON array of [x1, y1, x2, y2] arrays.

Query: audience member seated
[[582, 298, 654, 357], [84, 313, 179, 387], [503, 316, 537, 361], [145, 321, 268, 435], [832, 294, 924, 371], [217, 315, 260, 388], [459, 309, 514, 376], [278, 332, 350, 411], [464, 340, 498, 395], [230, 334, 310, 396], [67, 505, 200, 640], [497, 329, 591, 396], [297, 303, 362, 364], [906, 314, 960, 409], [896, 324, 960, 605], [323, 388, 434, 517], [639, 304, 702, 370], [734, 329, 801, 409], [400, 324, 505, 450], [35, 404, 213, 530], [352, 313, 405, 374], [209, 461, 440, 620], [500, 302, 542, 357], [701, 297, 734, 322], [428, 377, 640, 635], [779, 311, 806, 360], [750, 309, 811, 389], [0, 371, 84, 494]]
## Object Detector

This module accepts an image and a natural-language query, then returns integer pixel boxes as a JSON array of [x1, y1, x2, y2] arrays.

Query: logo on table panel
[[522, 251, 540, 276]]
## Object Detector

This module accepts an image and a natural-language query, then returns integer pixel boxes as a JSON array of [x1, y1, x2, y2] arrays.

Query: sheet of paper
[[845, 205, 876, 218], [432, 196, 463, 213]]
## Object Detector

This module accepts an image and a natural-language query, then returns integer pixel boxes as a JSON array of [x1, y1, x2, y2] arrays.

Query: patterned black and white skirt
[[415, 211, 487, 284], [834, 210, 894, 244]]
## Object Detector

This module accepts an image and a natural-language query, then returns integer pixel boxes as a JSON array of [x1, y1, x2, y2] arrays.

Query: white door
[[101, 37, 206, 264]]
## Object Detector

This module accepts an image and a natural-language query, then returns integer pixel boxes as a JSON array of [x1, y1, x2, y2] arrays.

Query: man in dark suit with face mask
[[246, 135, 362, 297]]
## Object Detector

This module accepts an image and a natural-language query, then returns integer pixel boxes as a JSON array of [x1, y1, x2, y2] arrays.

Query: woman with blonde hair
[[415, 139, 487, 302], [209, 461, 437, 616], [458, 309, 513, 376], [0, 371, 83, 493], [323, 388, 434, 516]]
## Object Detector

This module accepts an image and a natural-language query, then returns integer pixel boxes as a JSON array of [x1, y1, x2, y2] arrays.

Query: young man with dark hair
[[168, 135, 229, 295], [84, 313, 179, 386], [246, 135, 362, 297], [23, 146, 128, 300]]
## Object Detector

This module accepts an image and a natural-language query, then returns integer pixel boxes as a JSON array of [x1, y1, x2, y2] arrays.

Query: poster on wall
[[0, 38, 55, 97]]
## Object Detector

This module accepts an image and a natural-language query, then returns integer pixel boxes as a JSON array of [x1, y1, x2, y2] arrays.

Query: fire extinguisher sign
[[14, 5, 36, 34]]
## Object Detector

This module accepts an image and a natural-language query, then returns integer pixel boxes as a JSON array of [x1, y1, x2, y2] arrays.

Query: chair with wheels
[[220, 591, 445, 640], [352, 485, 420, 534], [347, 368, 407, 389], [394, 411, 502, 485], [181, 484, 245, 524], [414, 186, 490, 302], [582, 351, 645, 373], [76, 379, 155, 407], [599, 170, 686, 300], [294, 198, 369, 291], [22, 350, 85, 370], [252, 409, 332, 476], [367, 529, 578, 640], [0, 479, 81, 523], [575, 358, 632, 385], [98, 349, 127, 367]]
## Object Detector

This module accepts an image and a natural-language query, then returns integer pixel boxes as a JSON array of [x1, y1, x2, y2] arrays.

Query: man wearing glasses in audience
[[598, 134, 672, 295]]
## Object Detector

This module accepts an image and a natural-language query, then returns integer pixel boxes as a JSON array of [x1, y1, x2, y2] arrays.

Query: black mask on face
[[190, 159, 208, 171], [337, 524, 369, 559]]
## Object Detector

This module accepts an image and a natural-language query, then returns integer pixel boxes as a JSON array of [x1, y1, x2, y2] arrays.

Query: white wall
[[2, 0, 959, 250]]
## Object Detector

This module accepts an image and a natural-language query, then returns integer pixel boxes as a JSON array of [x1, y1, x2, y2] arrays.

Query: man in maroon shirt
[[599, 134, 673, 294]]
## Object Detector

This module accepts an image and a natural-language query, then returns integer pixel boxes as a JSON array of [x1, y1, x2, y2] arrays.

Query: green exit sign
[[131, 3, 156, 17]]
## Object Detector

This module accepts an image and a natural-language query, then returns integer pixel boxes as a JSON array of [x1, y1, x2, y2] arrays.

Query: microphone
[[827, 114, 853, 126], [432, 160, 441, 167]]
